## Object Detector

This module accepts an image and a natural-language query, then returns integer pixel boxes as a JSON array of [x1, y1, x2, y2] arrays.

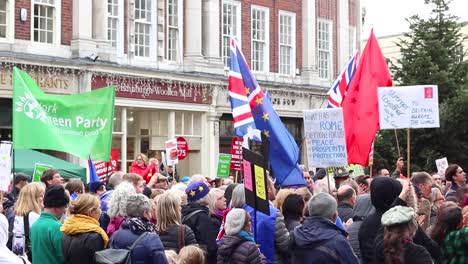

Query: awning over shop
[[12, 149, 86, 183]]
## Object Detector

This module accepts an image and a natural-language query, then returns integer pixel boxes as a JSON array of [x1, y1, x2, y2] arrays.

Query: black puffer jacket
[[158, 224, 197, 253], [62, 232, 105, 264], [217, 234, 266, 264], [182, 203, 218, 264]]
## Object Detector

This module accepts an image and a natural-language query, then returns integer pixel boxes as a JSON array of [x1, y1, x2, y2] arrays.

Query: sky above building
[[362, 0, 468, 38]]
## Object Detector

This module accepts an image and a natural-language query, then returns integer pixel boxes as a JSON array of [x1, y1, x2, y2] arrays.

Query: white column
[[70, 0, 96, 57], [201, 110, 221, 178], [337, 0, 350, 68], [301, 0, 318, 84], [92, 0, 108, 41], [202, 0, 221, 62], [121, 108, 127, 173], [167, 111, 175, 140], [184, 0, 203, 60], [356, 0, 362, 51]]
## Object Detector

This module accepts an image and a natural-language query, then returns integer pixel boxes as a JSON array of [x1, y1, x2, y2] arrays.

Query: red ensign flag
[[342, 30, 393, 165]]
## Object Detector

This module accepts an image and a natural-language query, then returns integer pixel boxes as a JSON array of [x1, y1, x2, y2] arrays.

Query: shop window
[[175, 112, 201, 136]]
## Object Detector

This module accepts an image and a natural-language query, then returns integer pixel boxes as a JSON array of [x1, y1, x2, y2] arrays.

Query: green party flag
[[12, 67, 115, 161]]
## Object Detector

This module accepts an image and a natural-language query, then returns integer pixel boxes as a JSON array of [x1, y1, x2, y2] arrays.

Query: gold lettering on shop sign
[[0, 70, 70, 89]]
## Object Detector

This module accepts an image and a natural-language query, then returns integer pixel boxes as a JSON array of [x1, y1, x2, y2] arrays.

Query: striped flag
[[327, 52, 359, 108], [228, 38, 258, 138]]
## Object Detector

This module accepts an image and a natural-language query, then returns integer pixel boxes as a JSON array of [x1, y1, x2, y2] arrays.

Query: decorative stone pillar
[[301, 0, 319, 84]]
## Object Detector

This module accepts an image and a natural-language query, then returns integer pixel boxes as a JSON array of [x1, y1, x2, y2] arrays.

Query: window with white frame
[[349, 26, 356, 58], [166, 0, 178, 61], [251, 6, 269, 72], [0, 0, 7, 38], [134, 0, 152, 57], [175, 112, 201, 136], [108, 0, 119, 48], [33, 0, 55, 44], [279, 12, 295, 75], [318, 19, 332, 79], [222, 1, 241, 68]]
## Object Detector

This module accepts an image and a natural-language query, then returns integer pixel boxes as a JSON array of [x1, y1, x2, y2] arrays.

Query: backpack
[[95, 232, 148, 264]]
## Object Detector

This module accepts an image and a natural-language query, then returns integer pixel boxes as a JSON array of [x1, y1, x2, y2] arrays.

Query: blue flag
[[88, 155, 100, 184], [231, 39, 306, 187]]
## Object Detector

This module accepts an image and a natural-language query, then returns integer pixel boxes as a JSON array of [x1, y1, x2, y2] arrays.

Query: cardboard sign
[[230, 137, 243, 171], [165, 139, 179, 166], [0, 142, 12, 191], [435, 157, 449, 177], [303, 108, 348, 168], [378, 85, 440, 129], [177, 137, 189, 160], [33, 163, 54, 182], [217, 154, 232, 178], [242, 147, 270, 216], [93, 149, 119, 179]]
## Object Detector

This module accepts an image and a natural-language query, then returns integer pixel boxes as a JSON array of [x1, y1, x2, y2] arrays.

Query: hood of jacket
[[293, 216, 347, 249], [370, 177, 402, 211]]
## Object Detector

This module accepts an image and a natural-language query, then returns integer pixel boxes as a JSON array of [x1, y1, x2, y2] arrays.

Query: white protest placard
[[0, 142, 12, 191], [165, 139, 179, 166], [435, 157, 449, 176], [378, 85, 439, 129], [303, 108, 348, 168]]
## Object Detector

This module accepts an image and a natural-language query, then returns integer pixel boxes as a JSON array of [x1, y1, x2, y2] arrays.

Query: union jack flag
[[327, 51, 359, 108], [228, 38, 257, 137]]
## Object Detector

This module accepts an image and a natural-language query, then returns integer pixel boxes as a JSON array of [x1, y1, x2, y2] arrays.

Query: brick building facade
[[0, 0, 361, 178]]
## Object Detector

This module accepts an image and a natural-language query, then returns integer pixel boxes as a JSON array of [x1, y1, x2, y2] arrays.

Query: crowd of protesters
[[1, 154, 467, 264]]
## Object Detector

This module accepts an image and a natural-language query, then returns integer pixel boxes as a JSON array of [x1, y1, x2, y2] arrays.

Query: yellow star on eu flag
[[255, 96, 263, 105], [263, 129, 270, 138], [262, 112, 269, 121], [190, 190, 196, 197], [198, 186, 204, 191], [245, 87, 250, 95]]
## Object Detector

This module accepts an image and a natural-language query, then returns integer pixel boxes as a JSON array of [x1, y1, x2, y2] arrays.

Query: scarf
[[239, 230, 255, 243], [126, 217, 156, 234], [61, 214, 109, 247]]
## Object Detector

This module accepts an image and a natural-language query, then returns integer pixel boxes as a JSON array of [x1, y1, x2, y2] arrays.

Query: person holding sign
[[129, 154, 158, 184]]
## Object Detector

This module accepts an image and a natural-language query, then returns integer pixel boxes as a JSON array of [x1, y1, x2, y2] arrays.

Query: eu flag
[[88, 155, 100, 183], [231, 38, 306, 187]]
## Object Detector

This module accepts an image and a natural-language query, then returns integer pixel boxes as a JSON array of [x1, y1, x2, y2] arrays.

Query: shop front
[[91, 74, 220, 178]]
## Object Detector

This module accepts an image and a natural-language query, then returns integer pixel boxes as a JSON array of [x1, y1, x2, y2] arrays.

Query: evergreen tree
[[374, 0, 468, 173]]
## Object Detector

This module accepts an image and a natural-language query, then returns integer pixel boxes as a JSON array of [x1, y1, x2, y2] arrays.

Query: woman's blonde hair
[[14, 183, 45, 216], [156, 191, 182, 232], [69, 193, 100, 215], [165, 250, 178, 264], [207, 188, 224, 215], [136, 153, 148, 163], [274, 189, 294, 212], [178, 245, 205, 264]]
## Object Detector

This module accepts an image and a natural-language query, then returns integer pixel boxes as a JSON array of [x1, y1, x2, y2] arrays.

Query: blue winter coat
[[110, 221, 168, 264], [291, 216, 359, 264]]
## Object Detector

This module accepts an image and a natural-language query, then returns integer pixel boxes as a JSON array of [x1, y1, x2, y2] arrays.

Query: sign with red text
[[176, 137, 189, 160], [165, 139, 179, 166], [230, 137, 243, 171], [92, 149, 119, 180]]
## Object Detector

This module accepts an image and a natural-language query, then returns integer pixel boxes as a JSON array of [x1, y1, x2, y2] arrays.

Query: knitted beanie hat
[[225, 208, 247, 235]]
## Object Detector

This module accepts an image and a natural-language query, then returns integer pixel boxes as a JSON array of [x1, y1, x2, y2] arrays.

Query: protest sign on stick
[[303, 108, 348, 168], [378, 85, 439, 129], [435, 157, 449, 176]]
